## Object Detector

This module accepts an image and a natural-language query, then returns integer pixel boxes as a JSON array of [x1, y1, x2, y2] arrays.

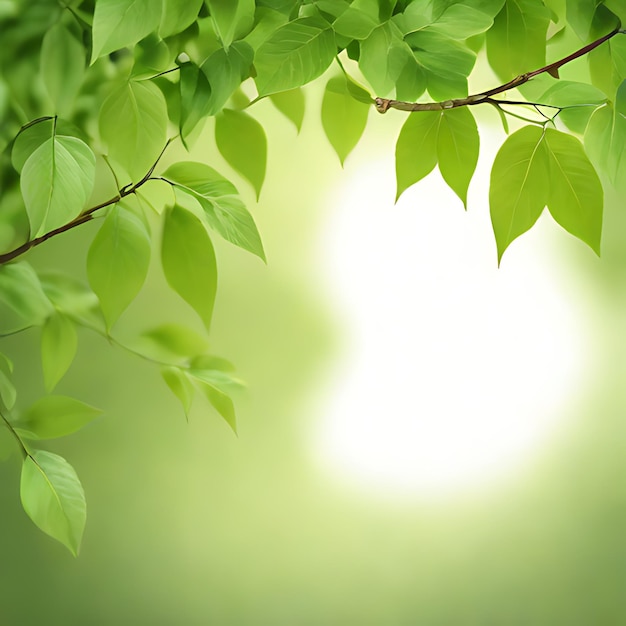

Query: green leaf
[[269, 88, 306, 131], [0, 351, 16, 410], [215, 109, 267, 199], [202, 41, 254, 115], [91, 0, 161, 63], [159, 0, 204, 37], [589, 34, 626, 98], [0, 262, 53, 335], [544, 128, 603, 255], [189, 373, 238, 433], [538, 81, 607, 133], [437, 108, 479, 208], [427, 1, 498, 38], [161, 366, 195, 418], [40, 22, 85, 114], [41, 312, 78, 392], [206, 0, 255, 48], [21, 134, 96, 236], [99, 80, 168, 180], [566, 0, 619, 42], [179, 62, 213, 143], [163, 162, 265, 260], [20, 450, 86, 556], [486, 0, 551, 80], [139, 323, 209, 360], [332, 0, 380, 40], [87, 204, 151, 328], [395, 110, 440, 201], [489, 125, 549, 263], [16, 395, 102, 440], [254, 16, 337, 96], [321, 75, 370, 165], [161, 205, 218, 330]]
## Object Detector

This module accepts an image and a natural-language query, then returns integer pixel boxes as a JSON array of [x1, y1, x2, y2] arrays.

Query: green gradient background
[[2, 85, 626, 625]]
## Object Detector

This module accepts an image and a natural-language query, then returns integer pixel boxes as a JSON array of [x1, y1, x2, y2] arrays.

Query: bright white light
[[312, 131, 588, 499]]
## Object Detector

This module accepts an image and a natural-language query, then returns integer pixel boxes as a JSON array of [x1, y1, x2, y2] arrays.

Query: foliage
[[0, 0, 624, 554]]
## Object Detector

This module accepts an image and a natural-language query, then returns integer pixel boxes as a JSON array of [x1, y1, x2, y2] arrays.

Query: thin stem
[[375, 26, 623, 114]]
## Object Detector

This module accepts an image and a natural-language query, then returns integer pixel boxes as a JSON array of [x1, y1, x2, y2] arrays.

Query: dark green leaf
[[41, 312, 78, 392], [20, 450, 86, 556], [161, 205, 218, 330], [215, 109, 267, 199]]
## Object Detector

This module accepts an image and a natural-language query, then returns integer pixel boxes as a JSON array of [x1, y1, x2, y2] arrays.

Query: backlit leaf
[[159, 0, 204, 37], [20, 450, 86, 556], [41, 312, 78, 391], [269, 88, 306, 132], [161, 366, 195, 418]]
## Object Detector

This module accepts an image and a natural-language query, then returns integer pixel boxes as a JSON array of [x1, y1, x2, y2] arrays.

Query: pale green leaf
[[489, 126, 549, 262], [179, 62, 213, 143], [91, 0, 161, 63], [544, 128, 603, 255], [206, 0, 255, 48], [161, 205, 218, 330], [437, 108, 479, 208], [161, 366, 195, 418], [191, 375, 237, 433], [99, 80, 168, 180], [163, 162, 265, 260], [0, 262, 53, 335], [16, 395, 102, 440], [0, 351, 16, 409], [215, 109, 267, 199], [87, 204, 151, 328], [321, 75, 370, 165], [269, 88, 306, 131], [589, 35, 626, 98], [395, 110, 440, 201], [20, 450, 86, 556], [159, 0, 204, 37], [538, 81, 607, 133], [41, 312, 78, 392], [254, 16, 336, 96], [139, 323, 209, 360], [428, 2, 496, 38], [21, 135, 96, 236], [41, 22, 85, 114]]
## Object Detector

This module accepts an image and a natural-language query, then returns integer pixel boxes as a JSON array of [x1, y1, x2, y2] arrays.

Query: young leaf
[[179, 62, 213, 144], [206, 0, 255, 48], [162, 162, 265, 260], [41, 312, 78, 392], [437, 108, 479, 208], [215, 109, 267, 199], [0, 262, 53, 335], [21, 135, 96, 236], [191, 375, 238, 433], [20, 450, 86, 556], [395, 110, 441, 201], [321, 75, 370, 166], [40, 22, 85, 114], [489, 125, 549, 263], [87, 204, 151, 329], [161, 205, 218, 331], [269, 88, 306, 132], [16, 395, 102, 440], [99, 80, 168, 180], [486, 0, 551, 80], [91, 0, 161, 63], [254, 16, 336, 96], [161, 366, 195, 418], [0, 352, 16, 410], [160, 0, 204, 38], [139, 323, 209, 360], [544, 128, 603, 255]]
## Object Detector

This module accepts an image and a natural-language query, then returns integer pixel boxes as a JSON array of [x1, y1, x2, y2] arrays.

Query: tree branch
[[374, 26, 623, 114]]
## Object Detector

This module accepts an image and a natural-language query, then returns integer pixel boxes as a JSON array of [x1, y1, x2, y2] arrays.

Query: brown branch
[[0, 139, 173, 265], [375, 26, 623, 114]]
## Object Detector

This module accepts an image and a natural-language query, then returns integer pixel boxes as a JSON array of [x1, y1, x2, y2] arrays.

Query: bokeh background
[[2, 61, 626, 625]]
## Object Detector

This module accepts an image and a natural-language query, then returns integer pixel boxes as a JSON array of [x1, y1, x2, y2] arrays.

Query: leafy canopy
[[0, 0, 625, 555]]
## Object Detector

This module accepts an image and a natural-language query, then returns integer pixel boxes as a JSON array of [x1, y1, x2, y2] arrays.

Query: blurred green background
[[2, 81, 626, 625]]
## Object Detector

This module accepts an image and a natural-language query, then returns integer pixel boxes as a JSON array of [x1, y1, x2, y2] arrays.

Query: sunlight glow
[[313, 136, 588, 499]]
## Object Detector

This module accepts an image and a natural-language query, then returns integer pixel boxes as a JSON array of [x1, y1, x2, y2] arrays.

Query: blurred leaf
[[16, 395, 102, 440], [0, 351, 16, 409], [161, 205, 217, 331], [255, 16, 336, 96], [589, 35, 626, 98], [163, 162, 265, 260], [489, 125, 549, 263], [20, 450, 86, 556], [40, 22, 85, 114], [91, 0, 161, 63], [321, 75, 370, 165], [139, 323, 209, 360], [269, 88, 306, 132], [215, 108, 267, 198], [41, 312, 78, 392], [0, 262, 53, 335], [544, 128, 603, 255], [87, 204, 151, 329], [161, 366, 195, 418], [21, 134, 96, 236], [191, 375, 237, 433], [99, 80, 168, 180]]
